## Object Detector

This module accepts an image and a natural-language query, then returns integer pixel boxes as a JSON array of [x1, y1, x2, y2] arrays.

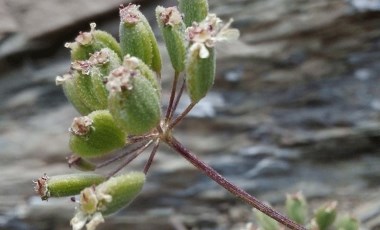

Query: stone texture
[[0, 0, 18, 39], [0, 0, 380, 229]]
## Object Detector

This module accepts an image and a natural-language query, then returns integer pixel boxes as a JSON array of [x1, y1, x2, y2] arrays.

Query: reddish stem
[[168, 102, 196, 130], [165, 72, 179, 123], [107, 140, 153, 178], [96, 141, 150, 169], [143, 140, 160, 174], [165, 136, 306, 230], [169, 76, 186, 121]]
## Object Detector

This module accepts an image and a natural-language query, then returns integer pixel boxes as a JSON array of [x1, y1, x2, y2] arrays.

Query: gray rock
[[350, 0, 380, 11], [1, 0, 380, 229], [0, 0, 18, 38], [238, 145, 300, 160], [245, 158, 291, 178]]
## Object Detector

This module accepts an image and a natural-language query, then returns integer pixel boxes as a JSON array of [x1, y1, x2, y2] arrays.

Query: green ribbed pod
[[69, 110, 126, 158], [178, 0, 209, 27], [123, 55, 160, 96], [89, 69, 108, 109], [107, 66, 161, 135], [33, 173, 105, 201], [66, 23, 122, 61], [96, 172, 145, 215], [72, 70, 105, 111], [70, 172, 145, 230], [57, 74, 92, 115], [119, 4, 161, 72], [186, 47, 215, 103], [90, 48, 121, 76], [156, 6, 186, 73]]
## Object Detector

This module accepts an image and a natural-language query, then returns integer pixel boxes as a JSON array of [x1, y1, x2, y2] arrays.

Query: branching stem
[[165, 72, 180, 123], [107, 140, 154, 178], [96, 141, 150, 169], [165, 136, 306, 230], [169, 76, 186, 121], [143, 139, 160, 174], [168, 102, 196, 129]]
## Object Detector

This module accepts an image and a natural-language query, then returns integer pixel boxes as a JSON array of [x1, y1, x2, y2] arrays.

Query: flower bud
[[70, 172, 145, 230], [178, 0, 209, 27], [156, 6, 186, 73], [119, 4, 162, 73], [335, 215, 359, 230], [69, 110, 127, 158], [106, 65, 161, 135], [285, 192, 308, 225], [314, 201, 338, 230], [33, 173, 105, 201], [186, 46, 215, 103], [65, 23, 122, 61], [253, 208, 279, 230]]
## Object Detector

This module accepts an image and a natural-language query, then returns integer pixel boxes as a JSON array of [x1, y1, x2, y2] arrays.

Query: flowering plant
[[33, 1, 305, 230]]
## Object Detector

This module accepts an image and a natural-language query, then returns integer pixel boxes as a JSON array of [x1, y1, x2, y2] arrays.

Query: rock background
[[0, 0, 380, 229]]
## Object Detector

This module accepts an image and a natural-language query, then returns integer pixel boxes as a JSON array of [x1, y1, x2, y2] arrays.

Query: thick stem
[[166, 136, 306, 230]]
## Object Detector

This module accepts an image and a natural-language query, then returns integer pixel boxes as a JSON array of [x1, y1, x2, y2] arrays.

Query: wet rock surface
[[0, 0, 380, 229]]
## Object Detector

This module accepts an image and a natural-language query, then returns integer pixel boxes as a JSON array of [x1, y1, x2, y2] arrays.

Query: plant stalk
[[165, 72, 180, 123], [165, 136, 306, 230], [168, 102, 196, 129]]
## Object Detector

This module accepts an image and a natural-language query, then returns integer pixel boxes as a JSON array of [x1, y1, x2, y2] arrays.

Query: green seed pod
[[178, 0, 209, 27], [33, 173, 105, 201], [185, 14, 239, 103], [186, 46, 215, 103], [92, 30, 122, 60], [285, 192, 308, 225], [56, 74, 92, 115], [76, 48, 121, 109], [253, 208, 279, 230], [71, 70, 106, 111], [65, 23, 122, 61], [119, 4, 162, 72], [314, 201, 338, 230], [89, 48, 122, 76], [335, 215, 359, 230], [70, 172, 145, 230], [69, 110, 126, 158], [156, 6, 186, 73], [96, 172, 145, 215], [123, 55, 160, 96], [90, 69, 108, 108], [106, 65, 161, 135]]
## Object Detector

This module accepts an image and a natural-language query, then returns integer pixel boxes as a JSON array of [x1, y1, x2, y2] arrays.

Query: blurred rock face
[[0, 0, 380, 230]]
